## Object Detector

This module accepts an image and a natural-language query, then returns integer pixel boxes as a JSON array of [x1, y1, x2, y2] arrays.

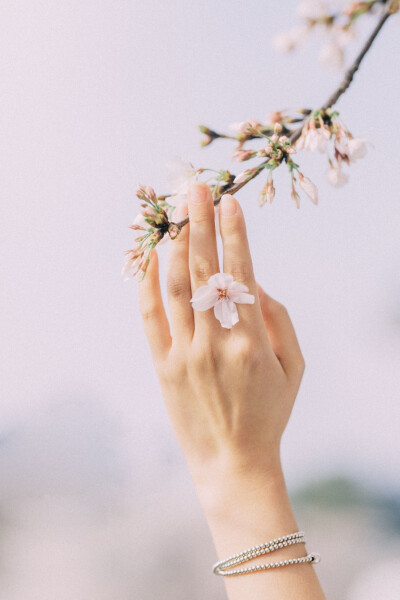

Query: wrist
[[188, 445, 283, 514], [187, 450, 303, 562]]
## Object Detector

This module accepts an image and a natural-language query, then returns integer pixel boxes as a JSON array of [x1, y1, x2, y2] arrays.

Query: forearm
[[191, 456, 326, 600]]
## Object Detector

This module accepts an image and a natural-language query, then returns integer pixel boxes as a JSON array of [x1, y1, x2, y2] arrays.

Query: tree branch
[[174, 3, 393, 229]]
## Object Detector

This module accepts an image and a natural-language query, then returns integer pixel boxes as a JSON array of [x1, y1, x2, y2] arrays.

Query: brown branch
[[322, 7, 391, 108], [174, 3, 393, 230]]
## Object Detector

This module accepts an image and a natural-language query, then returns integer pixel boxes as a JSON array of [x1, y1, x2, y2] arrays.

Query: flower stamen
[[217, 288, 228, 299]]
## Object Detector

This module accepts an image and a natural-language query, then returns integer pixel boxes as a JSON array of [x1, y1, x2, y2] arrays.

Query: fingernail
[[220, 194, 237, 216], [173, 203, 188, 221], [189, 182, 209, 203]]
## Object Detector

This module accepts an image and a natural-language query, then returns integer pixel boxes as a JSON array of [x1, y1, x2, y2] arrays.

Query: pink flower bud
[[299, 173, 318, 205], [233, 169, 254, 184]]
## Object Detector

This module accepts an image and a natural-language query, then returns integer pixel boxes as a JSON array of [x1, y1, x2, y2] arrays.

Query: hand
[[138, 183, 326, 599], [138, 183, 305, 488]]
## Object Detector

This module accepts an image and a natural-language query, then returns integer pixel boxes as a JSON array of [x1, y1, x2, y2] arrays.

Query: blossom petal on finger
[[190, 285, 219, 311], [228, 280, 250, 294], [214, 299, 239, 329], [190, 272, 255, 328], [231, 292, 255, 305], [208, 272, 234, 289]]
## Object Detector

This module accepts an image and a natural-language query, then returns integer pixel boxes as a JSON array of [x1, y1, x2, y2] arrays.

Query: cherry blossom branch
[[174, 0, 393, 225], [123, 1, 397, 280]]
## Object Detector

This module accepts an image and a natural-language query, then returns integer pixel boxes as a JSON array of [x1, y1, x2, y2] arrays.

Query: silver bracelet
[[213, 531, 321, 576]]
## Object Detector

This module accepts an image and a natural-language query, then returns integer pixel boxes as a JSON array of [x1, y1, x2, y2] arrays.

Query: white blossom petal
[[121, 254, 141, 281], [214, 299, 239, 329], [305, 130, 319, 152], [208, 272, 234, 289], [166, 156, 197, 195], [190, 284, 219, 311], [230, 292, 255, 305], [227, 280, 249, 294]]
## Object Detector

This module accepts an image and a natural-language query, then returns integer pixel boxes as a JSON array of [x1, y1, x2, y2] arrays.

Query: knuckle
[[140, 305, 161, 322], [296, 355, 306, 376], [190, 343, 217, 372], [163, 354, 186, 381], [231, 338, 258, 365], [229, 260, 253, 283], [289, 354, 305, 381], [269, 299, 289, 318], [193, 259, 214, 283], [167, 275, 190, 300], [190, 210, 211, 225]]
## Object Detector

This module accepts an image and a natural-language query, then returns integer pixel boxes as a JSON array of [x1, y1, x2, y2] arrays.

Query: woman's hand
[[137, 183, 325, 599], [138, 183, 304, 484]]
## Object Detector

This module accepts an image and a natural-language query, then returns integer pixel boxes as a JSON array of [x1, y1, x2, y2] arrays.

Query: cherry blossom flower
[[335, 135, 369, 163], [229, 120, 261, 135], [271, 26, 309, 53], [297, 0, 327, 21], [347, 137, 368, 160], [190, 273, 255, 329], [166, 157, 197, 206], [326, 165, 349, 187], [319, 41, 345, 70], [272, 0, 379, 69]]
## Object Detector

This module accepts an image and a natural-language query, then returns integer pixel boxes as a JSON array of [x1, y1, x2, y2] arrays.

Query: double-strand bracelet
[[213, 531, 320, 576]]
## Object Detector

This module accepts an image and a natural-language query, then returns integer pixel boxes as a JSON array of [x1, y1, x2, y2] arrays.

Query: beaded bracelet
[[213, 531, 320, 576]]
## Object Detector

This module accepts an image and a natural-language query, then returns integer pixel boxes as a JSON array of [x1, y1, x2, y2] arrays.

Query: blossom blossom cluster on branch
[[272, 0, 390, 69], [123, 0, 397, 280]]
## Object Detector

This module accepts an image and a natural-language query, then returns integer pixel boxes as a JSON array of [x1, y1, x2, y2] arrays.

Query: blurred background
[[0, 1, 399, 598]]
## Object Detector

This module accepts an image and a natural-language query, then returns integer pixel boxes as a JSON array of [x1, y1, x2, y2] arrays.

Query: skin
[[138, 182, 326, 600]]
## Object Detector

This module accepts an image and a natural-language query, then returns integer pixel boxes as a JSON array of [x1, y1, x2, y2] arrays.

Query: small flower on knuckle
[[191, 273, 255, 329]]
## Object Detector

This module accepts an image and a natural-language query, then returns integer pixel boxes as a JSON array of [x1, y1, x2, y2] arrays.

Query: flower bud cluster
[[297, 108, 368, 187], [122, 186, 179, 280]]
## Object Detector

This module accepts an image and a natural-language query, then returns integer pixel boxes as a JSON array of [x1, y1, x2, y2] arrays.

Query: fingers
[[138, 250, 171, 363], [218, 194, 265, 334], [257, 284, 305, 381], [167, 203, 194, 342], [188, 183, 220, 331]]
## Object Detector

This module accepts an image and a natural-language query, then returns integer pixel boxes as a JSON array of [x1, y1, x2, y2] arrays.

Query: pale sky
[[1, 0, 399, 502]]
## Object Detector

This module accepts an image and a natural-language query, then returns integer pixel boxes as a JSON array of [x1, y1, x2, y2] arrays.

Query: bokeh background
[[1, 1, 399, 598]]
